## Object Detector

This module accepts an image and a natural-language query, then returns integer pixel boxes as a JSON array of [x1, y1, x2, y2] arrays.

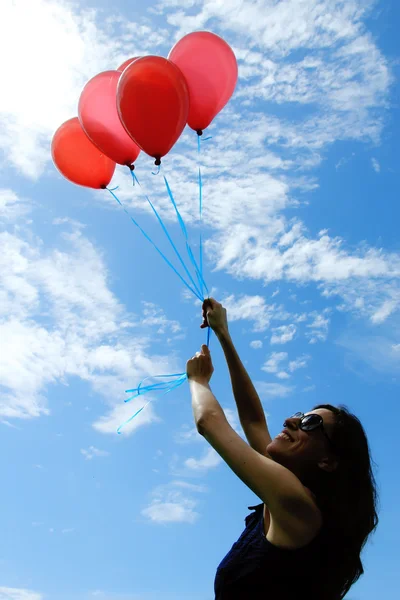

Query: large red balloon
[[168, 31, 238, 133], [51, 117, 115, 189], [78, 70, 140, 167], [117, 56, 189, 163], [117, 57, 139, 72]]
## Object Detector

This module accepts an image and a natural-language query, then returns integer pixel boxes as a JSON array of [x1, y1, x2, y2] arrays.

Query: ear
[[317, 455, 338, 473]]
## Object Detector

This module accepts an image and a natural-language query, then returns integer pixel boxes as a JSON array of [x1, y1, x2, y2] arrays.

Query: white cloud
[[80, 446, 110, 460], [184, 447, 221, 471], [288, 354, 311, 372], [142, 481, 200, 524], [371, 157, 381, 173], [371, 300, 397, 324], [262, 352, 288, 376], [0, 0, 169, 177], [0, 589, 42, 600], [179, 407, 241, 472], [141, 301, 181, 334], [222, 294, 276, 332], [250, 340, 263, 349], [171, 480, 208, 493], [0, 205, 180, 430], [255, 381, 294, 399], [270, 324, 297, 344], [174, 424, 201, 444], [306, 312, 330, 343], [0, 189, 32, 221]]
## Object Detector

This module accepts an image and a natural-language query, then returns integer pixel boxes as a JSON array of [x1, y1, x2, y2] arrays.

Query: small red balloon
[[169, 31, 238, 133], [117, 56, 189, 163], [79, 70, 140, 167], [117, 57, 139, 72], [51, 117, 115, 189]]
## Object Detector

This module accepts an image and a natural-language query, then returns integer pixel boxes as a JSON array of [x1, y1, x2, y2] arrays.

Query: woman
[[187, 298, 378, 600]]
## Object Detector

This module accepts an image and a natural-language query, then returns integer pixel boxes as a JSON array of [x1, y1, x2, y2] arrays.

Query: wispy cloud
[[0, 588, 42, 600], [262, 352, 289, 379], [80, 446, 110, 460], [371, 157, 381, 173], [250, 340, 263, 349], [184, 447, 222, 471], [255, 381, 294, 399], [222, 294, 277, 332], [0, 197, 180, 431], [270, 324, 297, 344], [306, 312, 330, 343], [142, 481, 201, 524]]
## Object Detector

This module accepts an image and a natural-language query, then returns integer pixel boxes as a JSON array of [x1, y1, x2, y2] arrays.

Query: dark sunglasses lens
[[291, 412, 303, 419], [300, 414, 322, 431]]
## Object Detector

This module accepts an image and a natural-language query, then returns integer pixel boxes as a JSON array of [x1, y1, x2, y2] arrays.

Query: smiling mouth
[[276, 431, 294, 442]]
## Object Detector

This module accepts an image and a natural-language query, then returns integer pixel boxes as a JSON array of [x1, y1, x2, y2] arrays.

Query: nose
[[283, 416, 301, 430]]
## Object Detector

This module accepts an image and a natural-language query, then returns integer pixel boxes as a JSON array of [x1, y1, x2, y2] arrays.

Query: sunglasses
[[284, 412, 334, 449]]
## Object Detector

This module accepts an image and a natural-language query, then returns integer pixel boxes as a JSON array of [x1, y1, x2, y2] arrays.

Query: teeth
[[278, 432, 292, 441]]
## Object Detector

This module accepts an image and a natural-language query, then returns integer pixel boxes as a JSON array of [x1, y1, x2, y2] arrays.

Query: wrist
[[215, 326, 230, 341], [188, 376, 211, 387]]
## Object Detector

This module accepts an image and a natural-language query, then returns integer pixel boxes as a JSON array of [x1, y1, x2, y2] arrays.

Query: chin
[[266, 439, 283, 460], [266, 439, 293, 468]]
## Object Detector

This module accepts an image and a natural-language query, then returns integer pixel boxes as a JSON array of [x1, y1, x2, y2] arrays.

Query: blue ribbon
[[131, 171, 204, 301], [113, 147, 213, 434], [106, 187, 202, 301], [163, 175, 209, 298], [197, 134, 212, 298], [117, 373, 187, 434]]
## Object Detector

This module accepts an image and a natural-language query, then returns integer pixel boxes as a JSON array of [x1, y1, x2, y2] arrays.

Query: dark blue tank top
[[214, 504, 326, 599]]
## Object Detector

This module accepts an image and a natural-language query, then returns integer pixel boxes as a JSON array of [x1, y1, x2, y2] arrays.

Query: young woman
[[186, 298, 378, 600]]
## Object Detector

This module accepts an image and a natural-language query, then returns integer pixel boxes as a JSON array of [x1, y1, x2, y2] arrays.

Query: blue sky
[[0, 0, 399, 599]]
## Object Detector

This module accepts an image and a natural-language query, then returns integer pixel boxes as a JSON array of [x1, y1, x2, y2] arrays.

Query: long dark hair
[[310, 404, 379, 599]]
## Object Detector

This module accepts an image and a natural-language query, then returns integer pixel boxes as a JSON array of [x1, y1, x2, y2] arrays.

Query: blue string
[[197, 135, 212, 299], [114, 142, 213, 434], [117, 373, 187, 434], [163, 175, 209, 298], [106, 187, 202, 301], [131, 171, 204, 301]]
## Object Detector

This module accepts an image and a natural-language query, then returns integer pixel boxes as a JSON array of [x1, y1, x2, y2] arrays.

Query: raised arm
[[186, 346, 321, 548], [201, 298, 272, 456]]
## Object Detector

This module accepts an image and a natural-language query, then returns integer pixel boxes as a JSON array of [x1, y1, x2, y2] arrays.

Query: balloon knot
[[197, 130, 203, 136], [100, 184, 107, 190], [128, 163, 135, 171], [154, 157, 161, 166]]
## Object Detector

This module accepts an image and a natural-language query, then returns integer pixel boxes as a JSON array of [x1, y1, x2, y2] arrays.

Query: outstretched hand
[[186, 344, 214, 384], [201, 298, 229, 335]]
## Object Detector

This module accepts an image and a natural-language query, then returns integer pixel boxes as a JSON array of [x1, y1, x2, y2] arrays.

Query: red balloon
[[168, 31, 238, 133], [51, 117, 115, 189], [117, 56, 189, 163], [78, 70, 140, 167], [117, 57, 139, 72]]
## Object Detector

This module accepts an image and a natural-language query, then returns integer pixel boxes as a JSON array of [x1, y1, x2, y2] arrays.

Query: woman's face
[[267, 408, 337, 474]]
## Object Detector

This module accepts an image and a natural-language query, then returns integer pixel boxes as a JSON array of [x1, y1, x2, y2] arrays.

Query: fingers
[[201, 344, 210, 356]]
